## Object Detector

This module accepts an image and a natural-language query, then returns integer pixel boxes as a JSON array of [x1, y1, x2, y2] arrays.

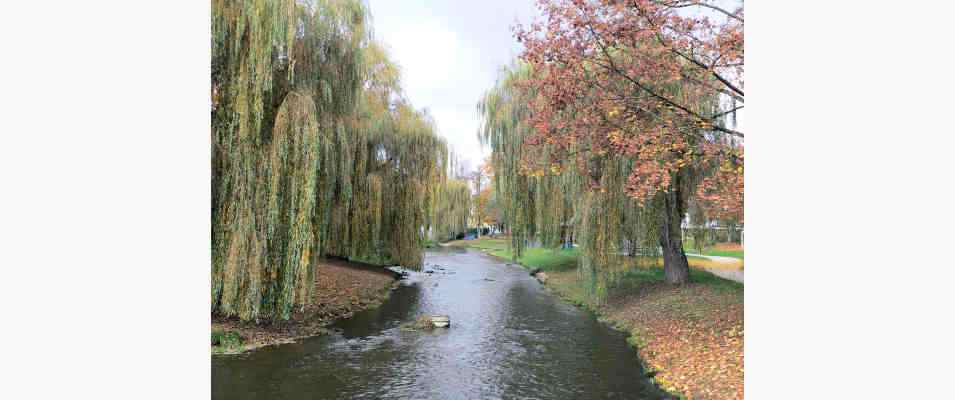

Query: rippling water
[[212, 247, 667, 399]]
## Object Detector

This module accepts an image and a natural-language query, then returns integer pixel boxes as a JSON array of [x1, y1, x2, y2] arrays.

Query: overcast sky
[[367, 0, 540, 173]]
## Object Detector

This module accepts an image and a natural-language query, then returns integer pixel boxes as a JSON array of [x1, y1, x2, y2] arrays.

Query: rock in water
[[430, 315, 450, 328]]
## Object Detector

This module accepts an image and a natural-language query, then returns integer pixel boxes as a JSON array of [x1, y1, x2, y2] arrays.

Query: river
[[212, 247, 668, 399]]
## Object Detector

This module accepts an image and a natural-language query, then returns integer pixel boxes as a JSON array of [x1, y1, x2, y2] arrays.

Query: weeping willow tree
[[575, 158, 663, 300], [319, 38, 453, 269], [480, 58, 733, 301], [477, 64, 538, 257], [479, 62, 664, 303], [478, 63, 587, 256], [213, 0, 457, 322], [212, 0, 306, 322], [430, 178, 472, 241], [335, 100, 452, 268]]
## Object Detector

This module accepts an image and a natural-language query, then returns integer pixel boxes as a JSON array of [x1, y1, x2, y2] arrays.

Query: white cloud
[[375, 19, 487, 167], [386, 22, 461, 93], [367, 0, 539, 171], [429, 105, 488, 164]]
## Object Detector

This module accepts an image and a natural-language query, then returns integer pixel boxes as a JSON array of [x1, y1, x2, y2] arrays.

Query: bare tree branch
[[632, 0, 745, 98], [656, 0, 744, 23], [709, 104, 743, 120], [585, 25, 745, 138]]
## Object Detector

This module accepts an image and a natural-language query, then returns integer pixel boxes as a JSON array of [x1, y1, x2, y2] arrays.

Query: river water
[[212, 247, 668, 399]]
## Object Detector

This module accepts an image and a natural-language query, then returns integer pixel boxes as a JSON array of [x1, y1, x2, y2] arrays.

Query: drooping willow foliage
[[477, 64, 539, 258], [478, 63, 663, 302], [212, 0, 460, 322], [480, 59, 736, 300], [430, 178, 472, 241]]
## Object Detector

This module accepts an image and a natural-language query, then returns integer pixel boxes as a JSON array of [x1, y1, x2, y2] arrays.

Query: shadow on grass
[[613, 266, 743, 295]]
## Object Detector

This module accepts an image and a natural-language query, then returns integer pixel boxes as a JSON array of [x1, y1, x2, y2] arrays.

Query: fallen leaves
[[547, 269, 744, 400], [212, 259, 396, 354]]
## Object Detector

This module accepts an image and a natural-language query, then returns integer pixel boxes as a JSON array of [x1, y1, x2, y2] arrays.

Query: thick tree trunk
[[660, 177, 690, 285]]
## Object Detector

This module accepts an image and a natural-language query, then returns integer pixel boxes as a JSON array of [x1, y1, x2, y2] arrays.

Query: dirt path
[[687, 253, 744, 283]]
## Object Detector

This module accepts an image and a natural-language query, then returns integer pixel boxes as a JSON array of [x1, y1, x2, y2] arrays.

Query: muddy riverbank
[[212, 259, 397, 355]]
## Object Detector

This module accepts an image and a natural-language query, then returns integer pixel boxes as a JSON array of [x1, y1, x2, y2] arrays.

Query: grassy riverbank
[[685, 242, 744, 259], [454, 237, 743, 400], [453, 237, 742, 271], [212, 259, 397, 355], [447, 237, 578, 270]]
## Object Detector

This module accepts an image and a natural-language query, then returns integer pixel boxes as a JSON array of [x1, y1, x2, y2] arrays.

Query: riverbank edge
[[536, 276, 690, 400], [461, 248, 679, 400], [212, 260, 399, 356], [473, 246, 742, 400]]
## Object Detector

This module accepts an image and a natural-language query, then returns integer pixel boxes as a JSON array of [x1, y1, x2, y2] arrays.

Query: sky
[[366, 0, 540, 173]]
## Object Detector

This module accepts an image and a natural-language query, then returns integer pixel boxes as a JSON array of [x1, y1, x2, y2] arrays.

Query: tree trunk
[[660, 177, 690, 285]]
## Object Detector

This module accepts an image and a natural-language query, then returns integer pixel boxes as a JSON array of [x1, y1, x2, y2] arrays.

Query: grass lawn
[[699, 248, 744, 259], [449, 236, 578, 271], [453, 236, 742, 270], [491, 247, 579, 272], [616, 264, 743, 293], [446, 236, 509, 252], [687, 255, 744, 270], [547, 259, 742, 305], [684, 241, 744, 259]]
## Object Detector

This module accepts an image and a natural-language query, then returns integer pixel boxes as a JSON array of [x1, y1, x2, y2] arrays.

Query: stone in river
[[430, 315, 450, 328]]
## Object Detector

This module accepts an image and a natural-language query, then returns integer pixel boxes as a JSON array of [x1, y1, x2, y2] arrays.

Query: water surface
[[212, 247, 667, 399]]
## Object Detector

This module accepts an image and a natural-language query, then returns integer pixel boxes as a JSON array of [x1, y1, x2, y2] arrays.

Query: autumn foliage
[[515, 0, 743, 218], [480, 0, 744, 287]]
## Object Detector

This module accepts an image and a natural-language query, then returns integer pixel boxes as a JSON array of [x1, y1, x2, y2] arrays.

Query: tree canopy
[[212, 0, 464, 322], [480, 0, 744, 293]]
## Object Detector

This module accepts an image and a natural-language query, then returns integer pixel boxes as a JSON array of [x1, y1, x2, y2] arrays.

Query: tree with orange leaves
[[509, 0, 743, 284]]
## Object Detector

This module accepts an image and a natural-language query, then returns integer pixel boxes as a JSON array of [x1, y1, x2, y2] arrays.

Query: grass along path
[[446, 236, 509, 252], [684, 242, 744, 259], [492, 247, 579, 272], [452, 236, 743, 400], [448, 237, 579, 272], [452, 237, 742, 274]]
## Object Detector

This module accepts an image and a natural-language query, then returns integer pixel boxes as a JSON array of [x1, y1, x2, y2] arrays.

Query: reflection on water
[[213, 248, 668, 399]]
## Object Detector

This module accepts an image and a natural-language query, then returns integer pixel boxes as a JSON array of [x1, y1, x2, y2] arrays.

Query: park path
[[686, 253, 744, 284]]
